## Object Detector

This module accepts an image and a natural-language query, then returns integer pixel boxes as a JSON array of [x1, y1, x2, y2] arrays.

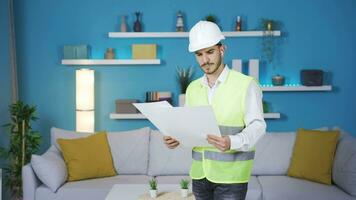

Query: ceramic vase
[[133, 12, 142, 32]]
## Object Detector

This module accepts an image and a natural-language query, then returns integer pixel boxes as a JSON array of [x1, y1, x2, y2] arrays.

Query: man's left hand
[[207, 135, 231, 152]]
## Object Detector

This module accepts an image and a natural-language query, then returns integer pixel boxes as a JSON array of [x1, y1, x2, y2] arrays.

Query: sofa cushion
[[51, 127, 150, 175], [107, 127, 150, 175], [252, 132, 296, 175], [51, 127, 90, 149], [148, 130, 192, 176], [35, 175, 151, 200], [258, 175, 355, 200], [58, 132, 117, 181], [332, 134, 356, 196], [287, 129, 340, 185], [31, 146, 67, 192]]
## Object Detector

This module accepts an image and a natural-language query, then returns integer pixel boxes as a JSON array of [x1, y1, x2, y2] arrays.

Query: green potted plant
[[205, 14, 217, 23], [259, 18, 285, 85], [180, 179, 190, 197], [176, 66, 194, 106], [0, 101, 41, 200], [148, 178, 157, 198], [259, 18, 281, 65]]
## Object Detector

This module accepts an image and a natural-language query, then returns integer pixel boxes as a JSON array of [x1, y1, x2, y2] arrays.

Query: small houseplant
[[259, 18, 285, 84], [148, 178, 157, 198], [180, 179, 190, 197], [259, 18, 280, 65], [0, 101, 41, 200], [176, 66, 194, 106], [205, 14, 217, 23]]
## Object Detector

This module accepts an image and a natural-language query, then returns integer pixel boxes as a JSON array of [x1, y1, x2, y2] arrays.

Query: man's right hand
[[163, 136, 180, 149]]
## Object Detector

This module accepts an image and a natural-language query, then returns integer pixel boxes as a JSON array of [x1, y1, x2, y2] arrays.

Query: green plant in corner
[[180, 179, 190, 189], [176, 66, 194, 94], [0, 101, 41, 200], [149, 178, 157, 190]]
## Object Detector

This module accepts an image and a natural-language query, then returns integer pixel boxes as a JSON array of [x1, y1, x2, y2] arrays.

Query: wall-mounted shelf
[[61, 59, 161, 65], [261, 85, 332, 92], [108, 31, 281, 38], [110, 112, 281, 120]]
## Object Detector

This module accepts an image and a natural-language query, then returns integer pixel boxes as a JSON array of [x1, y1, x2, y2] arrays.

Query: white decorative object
[[76, 69, 95, 133], [232, 59, 242, 72], [149, 189, 157, 198], [181, 189, 189, 198], [179, 94, 185, 107], [248, 59, 259, 80]]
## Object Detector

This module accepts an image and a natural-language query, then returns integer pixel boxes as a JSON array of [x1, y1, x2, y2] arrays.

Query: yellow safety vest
[[185, 69, 257, 184]]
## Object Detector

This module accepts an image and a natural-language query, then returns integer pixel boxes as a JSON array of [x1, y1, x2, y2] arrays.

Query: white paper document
[[133, 101, 221, 147]]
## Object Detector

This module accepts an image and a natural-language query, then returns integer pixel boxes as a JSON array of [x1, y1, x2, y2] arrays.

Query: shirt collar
[[201, 65, 229, 87]]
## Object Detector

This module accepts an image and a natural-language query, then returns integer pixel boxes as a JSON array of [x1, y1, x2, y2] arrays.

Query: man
[[164, 21, 266, 200]]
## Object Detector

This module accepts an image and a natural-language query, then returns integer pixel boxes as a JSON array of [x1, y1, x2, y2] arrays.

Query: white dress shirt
[[201, 65, 266, 151]]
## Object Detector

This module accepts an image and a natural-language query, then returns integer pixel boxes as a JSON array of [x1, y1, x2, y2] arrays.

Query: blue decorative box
[[63, 45, 90, 59]]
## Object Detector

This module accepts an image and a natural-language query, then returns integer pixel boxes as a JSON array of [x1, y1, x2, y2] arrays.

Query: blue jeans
[[193, 178, 248, 200]]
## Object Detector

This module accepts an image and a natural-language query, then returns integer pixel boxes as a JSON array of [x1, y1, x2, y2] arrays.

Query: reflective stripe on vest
[[192, 150, 255, 162], [219, 125, 244, 136], [186, 69, 257, 184]]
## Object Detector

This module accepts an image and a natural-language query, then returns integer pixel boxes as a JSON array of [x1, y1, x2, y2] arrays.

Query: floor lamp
[[76, 69, 94, 133]]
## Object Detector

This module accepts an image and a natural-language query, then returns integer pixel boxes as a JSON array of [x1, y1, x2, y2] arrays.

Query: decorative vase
[[272, 75, 285, 86], [176, 11, 184, 32], [149, 189, 157, 198], [120, 15, 127, 32], [181, 189, 189, 198], [179, 94, 185, 107], [133, 12, 142, 32], [104, 48, 115, 59]]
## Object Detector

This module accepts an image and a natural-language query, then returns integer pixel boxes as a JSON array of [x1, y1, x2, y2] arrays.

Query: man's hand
[[207, 135, 231, 152], [163, 136, 180, 149]]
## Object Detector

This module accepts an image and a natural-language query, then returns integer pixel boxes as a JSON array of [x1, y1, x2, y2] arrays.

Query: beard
[[201, 56, 222, 75]]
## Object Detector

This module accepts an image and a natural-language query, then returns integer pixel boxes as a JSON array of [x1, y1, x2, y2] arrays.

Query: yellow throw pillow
[[287, 128, 340, 185], [57, 132, 117, 181]]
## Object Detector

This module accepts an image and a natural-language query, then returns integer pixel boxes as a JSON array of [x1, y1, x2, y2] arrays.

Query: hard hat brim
[[188, 36, 225, 52]]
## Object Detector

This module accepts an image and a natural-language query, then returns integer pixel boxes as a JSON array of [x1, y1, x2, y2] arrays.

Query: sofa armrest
[[22, 163, 41, 200]]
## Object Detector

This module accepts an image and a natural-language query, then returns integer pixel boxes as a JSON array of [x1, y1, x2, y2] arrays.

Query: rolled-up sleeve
[[229, 81, 266, 151]]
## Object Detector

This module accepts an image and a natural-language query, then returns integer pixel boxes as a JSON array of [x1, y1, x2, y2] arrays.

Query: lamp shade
[[76, 69, 94, 110], [76, 110, 94, 133], [76, 69, 94, 133]]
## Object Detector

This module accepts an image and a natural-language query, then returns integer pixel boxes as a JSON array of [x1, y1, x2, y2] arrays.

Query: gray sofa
[[23, 127, 356, 200]]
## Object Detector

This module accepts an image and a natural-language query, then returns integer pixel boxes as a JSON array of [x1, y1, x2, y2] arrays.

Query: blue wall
[[0, 0, 10, 148], [1, 0, 11, 199], [7, 0, 356, 151]]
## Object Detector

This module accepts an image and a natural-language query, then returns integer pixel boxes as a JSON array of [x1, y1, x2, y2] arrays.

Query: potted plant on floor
[[0, 101, 41, 200], [180, 179, 190, 198], [148, 178, 157, 198], [176, 66, 194, 106]]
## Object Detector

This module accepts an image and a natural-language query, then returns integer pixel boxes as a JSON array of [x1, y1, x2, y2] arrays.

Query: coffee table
[[105, 184, 193, 200]]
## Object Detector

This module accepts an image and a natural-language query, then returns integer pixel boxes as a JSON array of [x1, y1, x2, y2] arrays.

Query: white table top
[[105, 184, 192, 200]]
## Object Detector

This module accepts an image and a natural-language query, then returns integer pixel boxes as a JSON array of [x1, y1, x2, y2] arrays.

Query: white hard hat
[[188, 21, 225, 52]]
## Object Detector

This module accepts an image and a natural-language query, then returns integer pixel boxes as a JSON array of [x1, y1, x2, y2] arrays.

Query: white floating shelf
[[108, 31, 281, 38], [61, 59, 161, 65], [110, 113, 146, 119], [263, 113, 281, 119], [110, 113, 281, 119], [261, 85, 332, 92]]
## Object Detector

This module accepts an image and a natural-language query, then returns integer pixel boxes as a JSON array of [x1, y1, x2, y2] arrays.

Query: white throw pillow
[[31, 146, 67, 192], [50, 127, 91, 150], [107, 127, 150, 175]]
